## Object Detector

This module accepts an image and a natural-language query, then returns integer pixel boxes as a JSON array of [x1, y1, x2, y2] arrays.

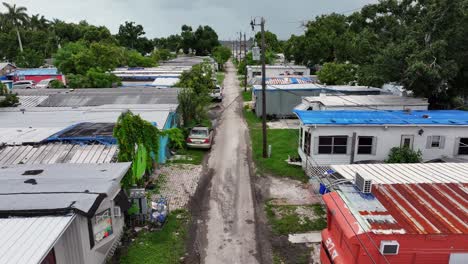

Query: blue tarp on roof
[[294, 110, 468, 126], [7, 68, 59, 76]]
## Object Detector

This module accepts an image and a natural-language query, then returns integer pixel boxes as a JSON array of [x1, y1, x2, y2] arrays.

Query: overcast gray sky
[[10, 0, 378, 40]]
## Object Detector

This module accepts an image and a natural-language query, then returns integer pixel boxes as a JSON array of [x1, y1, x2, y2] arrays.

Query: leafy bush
[[125, 49, 156, 67], [162, 128, 185, 150], [114, 111, 161, 188], [0, 83, 19, 107], [66, 69, 121, 88], [386, 147, 422, 163], [50, 79, 66, 88]]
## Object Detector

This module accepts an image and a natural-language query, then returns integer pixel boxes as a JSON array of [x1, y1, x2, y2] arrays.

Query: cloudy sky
[[10, 0, 378, 40]]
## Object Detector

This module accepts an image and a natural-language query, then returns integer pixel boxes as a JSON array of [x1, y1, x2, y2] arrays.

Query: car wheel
[[26, 87, 31, 89]]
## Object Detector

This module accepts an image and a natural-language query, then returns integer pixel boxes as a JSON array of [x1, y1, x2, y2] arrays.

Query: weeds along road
[[188, 61, 262, 264]]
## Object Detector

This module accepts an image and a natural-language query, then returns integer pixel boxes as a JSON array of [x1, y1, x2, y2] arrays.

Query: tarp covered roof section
[[295, 110, 468, 126]]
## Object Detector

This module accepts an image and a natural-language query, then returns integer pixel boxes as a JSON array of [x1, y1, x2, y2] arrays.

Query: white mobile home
[[295, 110, 468, 167], [295, 94, 428, 111], [247, 65, 310, 82], [0, 163, 132, 264]]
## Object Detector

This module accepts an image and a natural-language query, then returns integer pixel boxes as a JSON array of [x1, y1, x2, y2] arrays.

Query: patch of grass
[[244, 109, 307, 182], [120, 209, 190, 264], [169, 148, 206, 165], [242, 89, 252, 102], [149, 173, 167, 195], [265, 201, 327, 235], [216, 72, 225, 85]]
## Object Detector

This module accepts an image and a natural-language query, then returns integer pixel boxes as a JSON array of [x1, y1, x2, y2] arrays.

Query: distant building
[[0, 162, 132, 264], [249, 75, 317, 86], [319, 163, 468, 264], [247, 65, 310, 82], [252, 84, 385, 118], [295, 110, 468, 166], [0, 62, 16, 77], [7, 68, 66, 84], [295, 94, 428, 111]]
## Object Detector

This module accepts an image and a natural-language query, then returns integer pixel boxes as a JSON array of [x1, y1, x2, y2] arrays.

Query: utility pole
[[239, 31, 242, 62], [251, 17, 268, 158], [243, 33, 248, 92], [231, 39, 235, 57]]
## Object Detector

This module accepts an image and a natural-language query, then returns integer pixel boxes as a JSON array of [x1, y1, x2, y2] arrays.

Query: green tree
[[255, 31, 282, 52], [193, 25, 220, 56], [317, 62, 357, 85], [2, 2, 28, 52], [176, 63, 214, 127], [180, 25, 195, 54], [15, 48, 44, 68], [117, 21, 146, 50], [212, 45, 231, 70]]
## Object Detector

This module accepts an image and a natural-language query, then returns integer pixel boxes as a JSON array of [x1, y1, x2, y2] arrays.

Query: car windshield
[[190, 129, 208, 137]]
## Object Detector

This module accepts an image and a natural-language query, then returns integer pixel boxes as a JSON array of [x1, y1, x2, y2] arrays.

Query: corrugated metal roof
[[0, 144, 118, 165], [18, 96, 49, 107], [336, 182, 468, 235], [303, 95, 428, 107], [331, 163, 468, 184], [373, 183, 468, 235], [0, 215, 75, 264], [7, 68, 59, 76], [295, 110, 468, 126], [253, 84, 383, 92], [0, 62, 15, 70], [14, 88, 180, 107]]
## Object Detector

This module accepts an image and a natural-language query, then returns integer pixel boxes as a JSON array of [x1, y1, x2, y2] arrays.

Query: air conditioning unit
[[114, 206, 122, 217], [380, 240, 399, 255], [355, 172, 372, 194]]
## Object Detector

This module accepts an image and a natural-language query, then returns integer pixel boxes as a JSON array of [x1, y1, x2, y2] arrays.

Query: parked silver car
[[12, 80, 36, 89], [210, 85, 223, 101], [36, 78, 57, 89], [186, 127, 213, 149]]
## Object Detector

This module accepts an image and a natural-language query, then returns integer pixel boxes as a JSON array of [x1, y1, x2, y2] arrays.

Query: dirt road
[[188, 61, 261, 264]]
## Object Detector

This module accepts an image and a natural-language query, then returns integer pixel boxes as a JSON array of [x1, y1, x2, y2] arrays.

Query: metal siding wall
[[54, 217, 85, 264]]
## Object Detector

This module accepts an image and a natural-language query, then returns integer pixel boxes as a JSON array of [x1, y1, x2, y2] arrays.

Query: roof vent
[[355, 172, 372, 194], [22, 169, 44, 176], [422, 114, 430, 119], [380, 240, 399, 255]]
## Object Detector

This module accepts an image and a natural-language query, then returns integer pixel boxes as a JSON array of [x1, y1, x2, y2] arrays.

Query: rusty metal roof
[[337, 183, 468, 235], [373, 183, 468, 235]]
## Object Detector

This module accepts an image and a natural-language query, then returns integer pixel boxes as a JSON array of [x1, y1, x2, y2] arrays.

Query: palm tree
[[2, 2, 29, 52]]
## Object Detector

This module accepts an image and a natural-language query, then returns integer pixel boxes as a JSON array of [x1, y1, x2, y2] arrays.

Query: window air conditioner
[[114, 206, 122, 217]]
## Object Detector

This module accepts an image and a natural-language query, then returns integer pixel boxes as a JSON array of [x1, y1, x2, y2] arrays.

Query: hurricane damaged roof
[[335, 183, 468, 235], [0, 163, 131, 216], [0, 144, 118, 165]]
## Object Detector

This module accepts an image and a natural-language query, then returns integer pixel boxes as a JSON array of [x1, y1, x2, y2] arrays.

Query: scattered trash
[[149, 197, 169, 228]]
